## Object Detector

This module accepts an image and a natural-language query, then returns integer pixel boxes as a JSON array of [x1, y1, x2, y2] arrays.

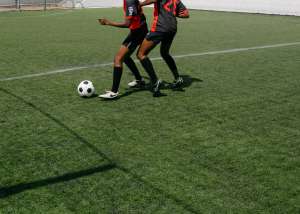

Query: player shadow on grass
[[0, 164, 116, 199], [0, 88, 117, 199], [164, 75, 203, 91], [0, 87, 200, 213], [82, 93, 99, 99], [119, 74, 203, 99]]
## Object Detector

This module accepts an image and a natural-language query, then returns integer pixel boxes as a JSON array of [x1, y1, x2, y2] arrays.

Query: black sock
[[140, 57, 158, 84], [111, 66, 122, 93], [163, 54, 179, 79], [124, 57, 142, 81]]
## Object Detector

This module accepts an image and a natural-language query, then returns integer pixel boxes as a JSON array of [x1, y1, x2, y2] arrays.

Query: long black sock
[[140, 57, 158, 84], [111, 66, 122, 93], [124, 57, 142, 81], [163, 54, 179, 79]]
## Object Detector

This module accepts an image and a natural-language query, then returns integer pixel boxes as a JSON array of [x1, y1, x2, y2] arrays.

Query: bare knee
[[114, 54, 124, 67], [137, 51, 146, 61]]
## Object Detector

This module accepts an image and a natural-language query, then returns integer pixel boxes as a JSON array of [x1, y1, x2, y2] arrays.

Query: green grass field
[[0, 8, 300, 213]]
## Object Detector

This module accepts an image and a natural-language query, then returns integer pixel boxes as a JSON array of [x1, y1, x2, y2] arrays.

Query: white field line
[[0, 10, 74, 18], [1, 41, 300, 82]]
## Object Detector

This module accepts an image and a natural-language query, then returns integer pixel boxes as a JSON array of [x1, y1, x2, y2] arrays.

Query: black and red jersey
[[151, 0, 187, 33], [123, 0, 147, 30]]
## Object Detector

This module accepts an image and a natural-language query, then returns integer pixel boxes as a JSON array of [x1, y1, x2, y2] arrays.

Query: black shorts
[[122, 24, 148, 52], [145, 31, 176, 45]]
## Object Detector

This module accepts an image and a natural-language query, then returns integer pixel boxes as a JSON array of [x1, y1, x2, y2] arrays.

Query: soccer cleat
[[128, 79, 146, 88], [152, 80, 162, 97], [172, 76, 184, 88], [99, 91, 119, 99]]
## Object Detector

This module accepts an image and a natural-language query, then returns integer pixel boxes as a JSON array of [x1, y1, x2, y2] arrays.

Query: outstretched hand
[[98, 18, 109, 25]]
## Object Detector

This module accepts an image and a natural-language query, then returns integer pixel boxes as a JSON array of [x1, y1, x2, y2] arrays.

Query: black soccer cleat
[[152, 80, 162, 97], [172, 76, 184, 88]]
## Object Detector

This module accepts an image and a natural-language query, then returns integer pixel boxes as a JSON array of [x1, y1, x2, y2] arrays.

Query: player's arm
[[139, 0, 157, 7], [176, 0, 190, 18], [98, 18, 131, 28], [177, 9, 189, 18]]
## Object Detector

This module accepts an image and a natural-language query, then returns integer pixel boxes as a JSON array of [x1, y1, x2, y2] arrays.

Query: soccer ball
[[77, 80, 95, 97]]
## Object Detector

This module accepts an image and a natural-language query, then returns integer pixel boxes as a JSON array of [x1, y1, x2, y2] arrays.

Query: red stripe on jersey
[[173, 0, 177, 15], [123, 0, 126, 14], [151, 2, 159, 32]]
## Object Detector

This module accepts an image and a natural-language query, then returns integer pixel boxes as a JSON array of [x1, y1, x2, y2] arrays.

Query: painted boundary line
[[0, 10, 74, 18], [1, 41, 300, 82]]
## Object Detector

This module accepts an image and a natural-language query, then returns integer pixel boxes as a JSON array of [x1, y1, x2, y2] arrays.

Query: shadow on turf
[[118, 75, 203, 99], [0, 87, 200, 214], [166, 75, 203, 92], [82, 93, 99, 99], [0, 164, 116, 199]]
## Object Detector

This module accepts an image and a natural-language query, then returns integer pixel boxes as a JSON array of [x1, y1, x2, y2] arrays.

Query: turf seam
[[1, 41, 300, 82], [0, 87, 200, 214]]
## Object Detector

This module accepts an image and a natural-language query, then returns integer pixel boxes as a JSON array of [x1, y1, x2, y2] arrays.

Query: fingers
[[98, 18, 108, 25], [98, 19, 104, 25], [178, 11, 185, 16], [178, 10, 189, 18]]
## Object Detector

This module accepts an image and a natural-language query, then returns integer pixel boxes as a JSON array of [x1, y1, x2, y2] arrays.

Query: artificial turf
[[0, 8, 299, 213]]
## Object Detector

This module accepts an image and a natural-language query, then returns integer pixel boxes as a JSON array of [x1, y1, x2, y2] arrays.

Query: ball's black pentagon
[[79, 87, 83, 92], [87, 88, 92, 93], [84, 81, 89, 85]]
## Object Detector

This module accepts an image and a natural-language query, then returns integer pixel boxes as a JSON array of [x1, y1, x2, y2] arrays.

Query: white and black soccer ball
[[77, 80, 95, 97]]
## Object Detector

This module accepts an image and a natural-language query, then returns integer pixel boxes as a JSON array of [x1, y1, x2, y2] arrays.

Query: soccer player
[[137, 0, 189, 97], [98, 0, 148, 99]]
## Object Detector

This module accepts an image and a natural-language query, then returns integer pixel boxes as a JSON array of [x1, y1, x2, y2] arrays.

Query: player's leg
[[111, 45, 130, 92], [137, 38, 162, 96], [160, 33, 179, 79], [123, 26, 148, 88], [137, 39, 158, 83], [124, 47, 145, 88], [99, 45, 129, 99], [124, 56, 142, 81], [160, 33, 183, 87]]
